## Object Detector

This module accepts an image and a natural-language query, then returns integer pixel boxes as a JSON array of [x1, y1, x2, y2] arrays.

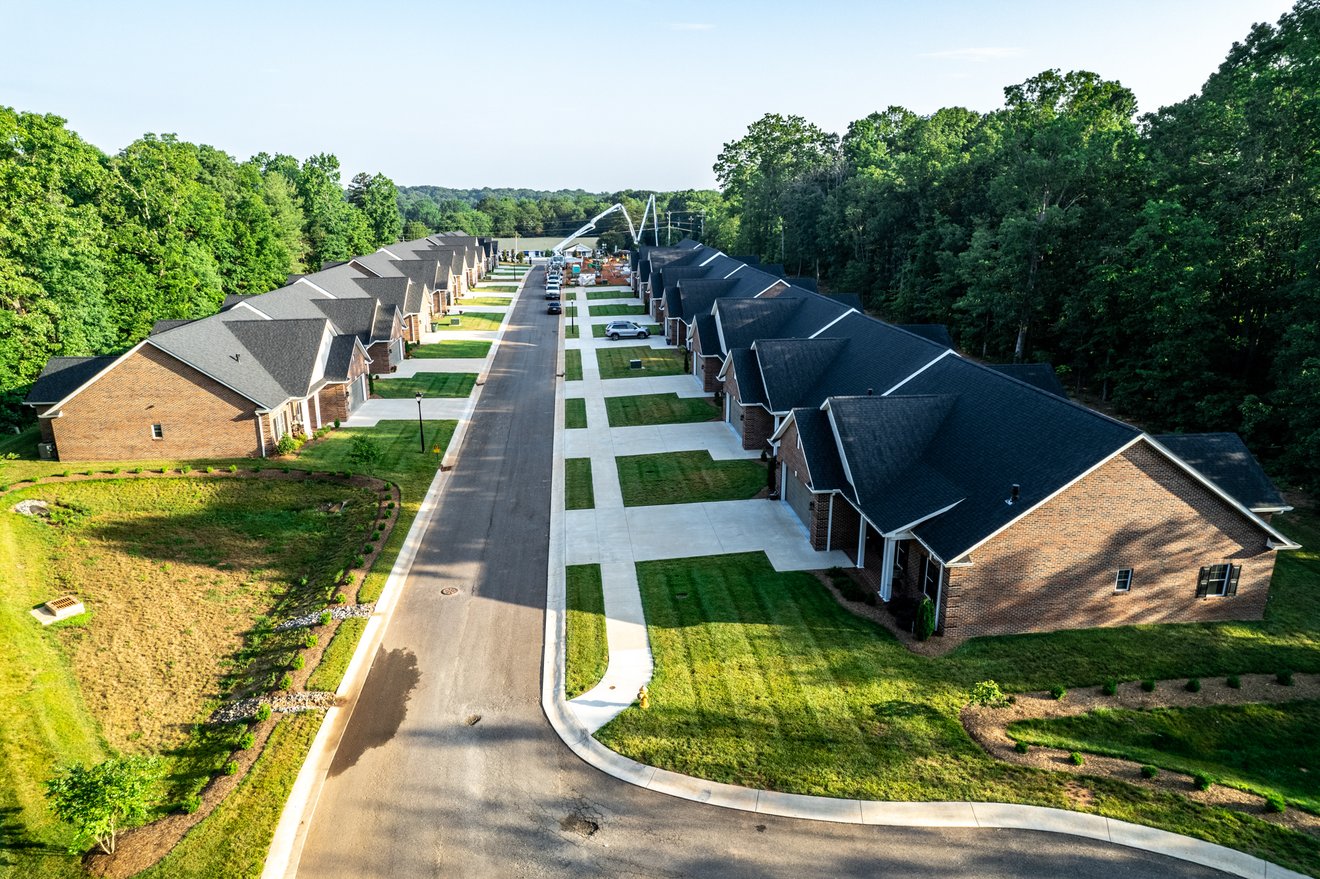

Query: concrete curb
[[539, 295, 1311, 879], [261, 265, 520, 879]]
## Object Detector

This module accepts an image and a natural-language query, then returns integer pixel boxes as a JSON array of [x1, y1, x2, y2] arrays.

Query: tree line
[[709, 1, 1319, 494], [0, 109, 404, 426]]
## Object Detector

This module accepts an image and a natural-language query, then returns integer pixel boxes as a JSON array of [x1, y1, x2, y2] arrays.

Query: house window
[[1197, 564, 1241, 598], [1114, 568, 1133, 593], [922, 555, 942, 599], [151, 423, 164, 440]]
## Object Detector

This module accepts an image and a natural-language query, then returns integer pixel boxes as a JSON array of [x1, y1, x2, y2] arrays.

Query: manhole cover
[[441, 587, 459, 596]]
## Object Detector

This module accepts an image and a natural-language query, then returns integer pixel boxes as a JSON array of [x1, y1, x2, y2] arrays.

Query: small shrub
[[81, 470, 93, 476], [298, 576, 308, 587], [1185, 678, 1201, 693], [205, 466, 216, 474], [291, 654, 305, 671], [1140, 765, 1159, 779], [281, 465, 291, 474], [1050, 685, 1067, 701], [222, 760, 239, 776], [364, 541, 375, 552], [277, 672, 293, 691], [111, 467, 121, 475], [387, 501, 395, 510], [228, 464, 238, 473], [0, 484, 7, 492], [1014, 741, 1030, 754], [1265, 793, 1287, 813], [348, 434, 384, 467], [968, 680, 1009, 708], [334, 419, 341, 428], [1227, 675, 1242, 688], [132, 467, 143, 474], [353, 554, 366, 567], [1193, 772, 1213, 791], [158, 467, 168, 474], [180, 795, 202, 814], [303, 632, 318, 649], [239, 731, 256, 749], [275, 434, 300, 456], [1102, 678, 1118, 696], [60, 470, 71, 477], [1277, 669, 1294, 686], [180, 464, 191, 474], [1141, 679, 1156, 692], [333, 569, 345, 584], [914, 596, 936, 641], [318, 610, 332, 626], [254, 704, 272, 722], [1069, 751, 1085, 766], [334, 592, 347, 605]]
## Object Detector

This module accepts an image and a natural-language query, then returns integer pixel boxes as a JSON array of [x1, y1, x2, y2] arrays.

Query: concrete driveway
[[289, 268, 1233, 879]]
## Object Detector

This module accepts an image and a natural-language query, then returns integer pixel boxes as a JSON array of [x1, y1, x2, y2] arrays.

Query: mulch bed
[[962, 674, 1320, 836], [2, 465, 400, 877]]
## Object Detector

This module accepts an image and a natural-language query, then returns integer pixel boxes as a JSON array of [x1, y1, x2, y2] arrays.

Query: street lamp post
[[415, 391, 425, 453]]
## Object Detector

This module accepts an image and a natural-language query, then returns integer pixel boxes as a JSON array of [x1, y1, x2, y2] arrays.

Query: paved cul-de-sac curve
[[293, 267, 1232, 878]]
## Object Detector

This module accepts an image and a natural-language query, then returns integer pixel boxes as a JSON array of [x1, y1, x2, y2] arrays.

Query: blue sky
[[0, 0, 1296, 191]]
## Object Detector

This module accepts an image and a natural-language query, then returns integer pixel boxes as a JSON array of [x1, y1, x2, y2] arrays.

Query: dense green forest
[[0, 111, 407, 424], [708, 1, 1319, 494]]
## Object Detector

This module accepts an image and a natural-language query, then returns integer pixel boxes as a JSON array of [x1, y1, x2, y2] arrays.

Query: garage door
[[782, 465, 815, 533], [389, 338, 404, 368], [348, 375, 367, 413], [728, 396, 745, 442]]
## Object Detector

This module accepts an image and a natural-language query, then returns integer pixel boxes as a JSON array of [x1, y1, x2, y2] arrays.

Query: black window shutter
[[1196, 567, 1210, 598], [1226, 565, 1241, 596]]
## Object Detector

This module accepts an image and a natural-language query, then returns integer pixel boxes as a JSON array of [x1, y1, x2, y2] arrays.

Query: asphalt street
[[295, 267, 1230, 878]]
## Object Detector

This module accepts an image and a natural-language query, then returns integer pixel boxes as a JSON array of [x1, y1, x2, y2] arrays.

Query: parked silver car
[[604, 320, 650, 341]]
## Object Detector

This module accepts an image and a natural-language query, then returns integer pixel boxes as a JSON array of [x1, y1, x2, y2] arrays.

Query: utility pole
[[666, 212, 672, 246]]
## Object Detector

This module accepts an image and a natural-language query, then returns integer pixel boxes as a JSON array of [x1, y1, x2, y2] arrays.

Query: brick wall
[[778, 419, 830, 550], [318, 346, 369, 424], [942, 441, 1278, 641], [700, 356, 722, 392], [50, 345, 264, 461], [722, 369, 774, 451]]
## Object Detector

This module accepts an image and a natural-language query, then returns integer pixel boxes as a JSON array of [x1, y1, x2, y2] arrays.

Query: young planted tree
[[44, 756, 159, 855]]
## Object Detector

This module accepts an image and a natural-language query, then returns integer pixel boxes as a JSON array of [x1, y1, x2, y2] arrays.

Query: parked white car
[[604, 320, 649, 340]]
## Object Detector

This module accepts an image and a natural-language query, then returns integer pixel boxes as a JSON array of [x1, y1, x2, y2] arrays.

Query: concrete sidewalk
[[559, 284, 848, 733], [542, 284, 1310, 879]]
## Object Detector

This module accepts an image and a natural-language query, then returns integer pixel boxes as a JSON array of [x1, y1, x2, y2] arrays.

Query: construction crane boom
[[551, 194, 656, 255]]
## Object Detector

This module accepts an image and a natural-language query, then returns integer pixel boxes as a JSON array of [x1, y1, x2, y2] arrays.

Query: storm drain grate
[[441, 587, 459, 596]]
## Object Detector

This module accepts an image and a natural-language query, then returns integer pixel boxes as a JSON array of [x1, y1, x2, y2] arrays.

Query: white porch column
[[313, 393, 323, 431], [300, 399, 312, 436], [856, 520, 867, 568], [879, 537, 897, 601]]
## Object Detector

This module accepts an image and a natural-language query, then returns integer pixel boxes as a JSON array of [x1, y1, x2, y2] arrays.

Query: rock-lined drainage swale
[[211, 691, 337, 724], [274, 603, 374, 631]]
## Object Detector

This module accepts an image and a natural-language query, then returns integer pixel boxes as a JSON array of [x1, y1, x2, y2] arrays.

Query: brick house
[[25, 312, 373, 461], [768, 355, 1298, 641]]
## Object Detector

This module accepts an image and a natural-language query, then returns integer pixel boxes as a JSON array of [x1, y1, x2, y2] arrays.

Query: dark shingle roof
[[729, 348, 768, 407], [788, 277, 820, 293], [714, 292, 851, 352], [373, 305, 400, 342], [988, 363, 1066, 398], [892, 355, 1141, 561], [150, 319, 196, 335], [1153, 433, 1287, 511], [693, 314, 723, 359], [789, 406, 850, 495], [755, 337, 848, 411], [897, 324, 954, 350], [226, 318, 331, 399], [355, 277, 421, 316], [324, 334, 361, 382], [25, 356, 119, 405]]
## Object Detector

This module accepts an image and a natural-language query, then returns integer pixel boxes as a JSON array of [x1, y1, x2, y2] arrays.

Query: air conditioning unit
[[37, 442, 55, 460]]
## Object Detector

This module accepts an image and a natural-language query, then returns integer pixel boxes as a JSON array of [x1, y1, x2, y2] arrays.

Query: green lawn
[[589, 304, 647, 317], [565, 564, 608, 699], [471, 284, 518, 293], [587, 290, 636, 300], [597, 345, 684, 380], [565, 325, 579, 339], [1009, 701, 1320, 813], [564, 305, 578, 318], [0, 476, 376, 878], [596, 550, 1320, 876], [462, 296, 512, 306], [615, 451, 766, 506], [411, 340, 491, 359], [435, 312, 504, 332], [565, 398, 587, 430], [606, 393, 719, 427], [593, 323, 660, 338], [564, 349, 583, 382], [372, 372, 476, 398], [565, 458, 594, 510]]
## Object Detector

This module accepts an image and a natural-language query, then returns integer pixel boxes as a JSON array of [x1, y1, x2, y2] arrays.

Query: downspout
[[256, 413, 267, 458], [826, 493, 834, 550]]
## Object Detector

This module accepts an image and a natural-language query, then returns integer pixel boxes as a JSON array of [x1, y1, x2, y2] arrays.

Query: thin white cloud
[[668, 22, 715, 31], [920, 47, 1023, 62]]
